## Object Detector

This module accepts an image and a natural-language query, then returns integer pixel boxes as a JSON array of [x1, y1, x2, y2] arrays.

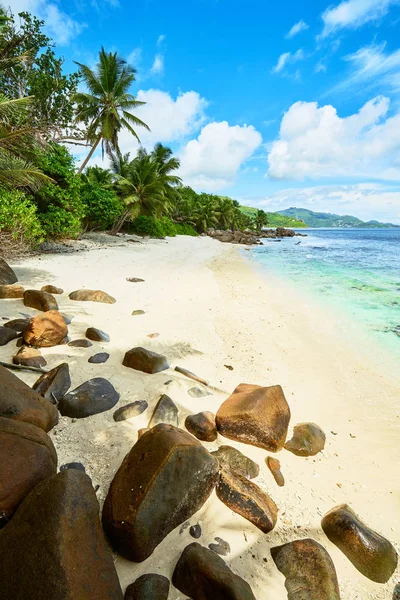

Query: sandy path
[[1, 235, 399, 599]]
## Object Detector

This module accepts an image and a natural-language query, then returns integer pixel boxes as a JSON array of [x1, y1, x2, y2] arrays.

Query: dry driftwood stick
[[0, 361, 48, 374]]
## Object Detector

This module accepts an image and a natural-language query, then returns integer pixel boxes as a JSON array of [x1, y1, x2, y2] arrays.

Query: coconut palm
[[254, 209, 268, 231], [74, 48, 150, 173], [83, 165, 113, 188], [194, 195, 219, 233]]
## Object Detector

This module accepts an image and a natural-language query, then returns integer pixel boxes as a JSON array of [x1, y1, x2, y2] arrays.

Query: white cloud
[[157, 34, 166, 46], [320, 0, 400, 38], [286, 19, 309, 38], [273, 49, 304, 73], [127, 47, 142, 68], [267, 95, 400, 181], [178, 121, 262, 191], [150, 54, 164, 75], [315, 60, 328, 73]]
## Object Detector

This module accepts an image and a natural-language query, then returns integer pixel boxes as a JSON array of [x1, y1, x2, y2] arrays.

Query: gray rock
[[190, 524, 202, 539], [68, 339, 93, 348], [188, 386, 212, 398], [58, 378, 120, 418], [185, 412, 217, 442], [4, 318, 30, 333], [148, 394, 178, 427], [285, 423, 326, 457], [132, 310, 145, 316], [0, 258, 17, 285], [211, 445, 259, 479], [32, 363, 71, 404], [0, 326, 20, 346], [124, 574, 170, 600], [13, 346, 47, 368], [86, 327, 110, 342], [113, 401, 148, 422], [209, 537, 230, 556], [88, 352, 110, 364], [123, 347, 169, 374], [60, 462, 85, 473]]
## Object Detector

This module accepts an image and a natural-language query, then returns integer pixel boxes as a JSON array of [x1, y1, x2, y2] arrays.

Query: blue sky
[[7, 0, 400, 222]]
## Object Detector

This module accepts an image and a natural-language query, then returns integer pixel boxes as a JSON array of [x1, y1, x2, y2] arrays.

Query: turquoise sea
[[251, 228, 400, 360]]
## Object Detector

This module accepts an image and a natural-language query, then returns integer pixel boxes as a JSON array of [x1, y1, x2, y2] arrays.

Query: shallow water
[[251, 228, 400, 360]]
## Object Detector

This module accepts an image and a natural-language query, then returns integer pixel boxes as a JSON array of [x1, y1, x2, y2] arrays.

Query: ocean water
[[251, 228, 400, 359]]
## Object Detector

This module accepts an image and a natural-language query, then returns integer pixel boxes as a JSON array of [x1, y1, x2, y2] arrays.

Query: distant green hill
[[239, 206, 308, 228], [277, 207, 400, 228]]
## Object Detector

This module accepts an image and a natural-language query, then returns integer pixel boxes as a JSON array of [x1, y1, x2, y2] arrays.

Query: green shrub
[[159, 217, 177, 237], [0, 190, 44, 244], [81, 183, 125, 231], [128, 215, 166, 238], [174, 223, 198, 236]]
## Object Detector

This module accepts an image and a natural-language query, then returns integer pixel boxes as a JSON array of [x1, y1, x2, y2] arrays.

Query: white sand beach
[[1, 234, 399, 599]]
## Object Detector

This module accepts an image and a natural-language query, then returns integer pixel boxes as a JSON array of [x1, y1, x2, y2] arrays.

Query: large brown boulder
[[0, 365, 58, 431], [322, 504, 397, 583], [123, 347, 170, 374], [271, 538, 341, 599], [0, 284, 24, 299], [23, 310, 68, 347], [0, 258, 17, 285], [102, 424, 219, 562], [0, 417, 57, 518], [172, 542, 256, 600], [0, 470, 123, 599], [216, 383, 290, 452], [32, 363, 71, 404], [69, 289, 116, 304], [23, 289, 58, 312]]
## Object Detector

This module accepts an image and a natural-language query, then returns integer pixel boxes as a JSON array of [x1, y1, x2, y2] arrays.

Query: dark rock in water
[[0, 417, 57, 518], [102, 424, 219, 562], [13, 346, 47, 368], [285, 422, 326, 457], [60, 462, 86, 473], [185, 411, 217, 442], [321, 504, 398, 583], [4, 317, 30, 333], [0, 365, 58, 431], [88, 352, 110, 364], [23, 289, 58, 312], [126, 277, 145, 283], [41, 285, 63, 295], [86, 327, 110, 342], [69, 289, 116, 304], [124, 574, 170, 600], [216, 383, 290, 452], [0, 470, 123, 599], [209, 537, 230, 556], [0, 284, 24, 299], [148, 394, 178, 427], [190, 524, 202, 539], [175, 366, 209, 386], [266, 456, 285, 487], [23, 311, 68, 347], [211, 445, 259, 479], [113, 401, 148, 422], [32, 363, 71, 404], [217, 469, 277, 533], [123, 347, 169, 374], [188, 386, 212, 398], [0, 258, 17, 285], [0, 326, 20, 346], [68, 338, 93, 348], [132, 310, 145, 316], [172, 542, 256, 600], [58, 378, 120, 419], [271, 538, 341, 600]]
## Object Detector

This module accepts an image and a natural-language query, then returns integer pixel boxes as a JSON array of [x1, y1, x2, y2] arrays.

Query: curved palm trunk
[[110, 208, 131, 235], [77, 134, 102, 174]]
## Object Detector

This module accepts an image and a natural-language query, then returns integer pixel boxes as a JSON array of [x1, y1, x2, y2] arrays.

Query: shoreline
[[2, 234, 399, 599]]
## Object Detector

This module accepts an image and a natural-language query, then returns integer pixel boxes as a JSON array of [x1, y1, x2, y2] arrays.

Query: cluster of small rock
[[207, 227, 307, 245], [0, 256, 398, 599]]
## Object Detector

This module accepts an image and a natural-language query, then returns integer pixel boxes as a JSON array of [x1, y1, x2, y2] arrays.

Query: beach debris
[[188, 386, 212, 398], [0, 416, 57, 518], [102, 424, 219, 562], [0, 326, 20, 346], [68, 339, 93, 348], [175, 366, 209, 386], [0, 365, 58, 431], [32, 363, 71, 404], [172, 542, 256, 600], [60, 462, 86, 473], [86, 327, 110, 342], [285, 423, 326, 457], [0, 470, 123, 599], [4, 317, 30, 332], [58, 378, 119, 419], [88, 352, 110, 364], [266, 456, 285, 487], [0, 258, 17, 285], [190, 524, 202, 539], [224, 364, 234, 370], [209, 537, 230, 556], [13, 346, 47, 369], [126, 277, 145, 283], [113, 400, 148, 422], [69, 289, 116, 304], [185, 411, 217, 442], [23, 289, 58, 312], [0, 360, 47, 374], [148, 394, 179, 427], [147, 332, 159, 338], [216, 383, 290, 452], [211, 445, 259, 479], [271, 538, 341, 600], [123, 347, 170, 374], [0, 284, 24, 299], [321, 504, 398, 583], [216, 468, 278, 533], [124, 574, 170, 600], [132, 309, 145, 316], [40, 285, 63, 294], [24, 311, 68, 347]]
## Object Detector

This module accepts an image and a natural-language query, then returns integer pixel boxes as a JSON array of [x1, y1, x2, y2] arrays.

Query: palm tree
[[194, 195, 219, 233], [254, 209, 268, 231], [109, 149, 132, 179], [83, 165, 113, 188], [74, 48, 150, 173]]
